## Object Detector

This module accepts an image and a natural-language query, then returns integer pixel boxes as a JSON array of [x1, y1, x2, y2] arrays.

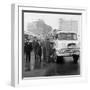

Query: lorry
[[53, 30, 80, 64]]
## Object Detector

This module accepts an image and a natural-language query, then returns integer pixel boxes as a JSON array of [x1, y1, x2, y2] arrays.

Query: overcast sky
[[24, 12, 81, 32]]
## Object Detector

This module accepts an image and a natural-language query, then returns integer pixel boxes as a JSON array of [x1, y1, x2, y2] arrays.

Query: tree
[[27, 19, 52, 39]]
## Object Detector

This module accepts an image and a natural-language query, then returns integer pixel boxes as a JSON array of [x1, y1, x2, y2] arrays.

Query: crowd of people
[[24, 37, 56, 71]]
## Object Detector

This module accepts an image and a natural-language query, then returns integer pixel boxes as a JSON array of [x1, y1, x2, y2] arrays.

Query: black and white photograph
[[22, 9, 81, 78]]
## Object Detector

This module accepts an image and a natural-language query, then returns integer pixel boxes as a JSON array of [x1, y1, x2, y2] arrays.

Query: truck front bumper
[[56, 49, 80, 56]]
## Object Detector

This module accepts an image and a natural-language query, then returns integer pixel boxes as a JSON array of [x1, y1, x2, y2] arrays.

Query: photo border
[[11, 4, 87, 87]]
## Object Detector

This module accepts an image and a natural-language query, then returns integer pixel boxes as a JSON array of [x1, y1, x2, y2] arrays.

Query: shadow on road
[[45, 61, 80, 76]]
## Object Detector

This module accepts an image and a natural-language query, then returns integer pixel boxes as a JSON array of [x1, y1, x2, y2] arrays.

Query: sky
[[24, 12, 81, 33]]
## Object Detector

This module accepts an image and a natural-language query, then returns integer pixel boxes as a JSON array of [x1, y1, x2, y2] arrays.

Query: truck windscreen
[[57, 33, 77, 40]]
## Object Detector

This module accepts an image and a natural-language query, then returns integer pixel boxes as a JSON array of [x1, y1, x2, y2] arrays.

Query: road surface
[[23, 56, 80, 77]]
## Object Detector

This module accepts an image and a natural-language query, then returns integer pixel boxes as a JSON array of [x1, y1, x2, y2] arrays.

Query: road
[[23, 56, 80, 77]]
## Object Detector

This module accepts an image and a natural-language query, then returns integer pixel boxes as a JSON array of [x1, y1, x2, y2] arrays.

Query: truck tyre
[[56, 56, 64, 64], [72, 55, 79, 64]]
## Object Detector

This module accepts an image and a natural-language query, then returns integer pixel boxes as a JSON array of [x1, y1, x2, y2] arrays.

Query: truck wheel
[[72, 55, 79, 64], [56, 56, 64, 64]]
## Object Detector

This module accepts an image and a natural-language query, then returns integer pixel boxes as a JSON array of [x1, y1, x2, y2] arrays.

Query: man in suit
[[37, 40, 42, 62], [49, 42, 56, 63], [45, 38, 50, 63], [25, 39, 32, 71], [32, 38, 39, 61], [41, 40, 46, 62]]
